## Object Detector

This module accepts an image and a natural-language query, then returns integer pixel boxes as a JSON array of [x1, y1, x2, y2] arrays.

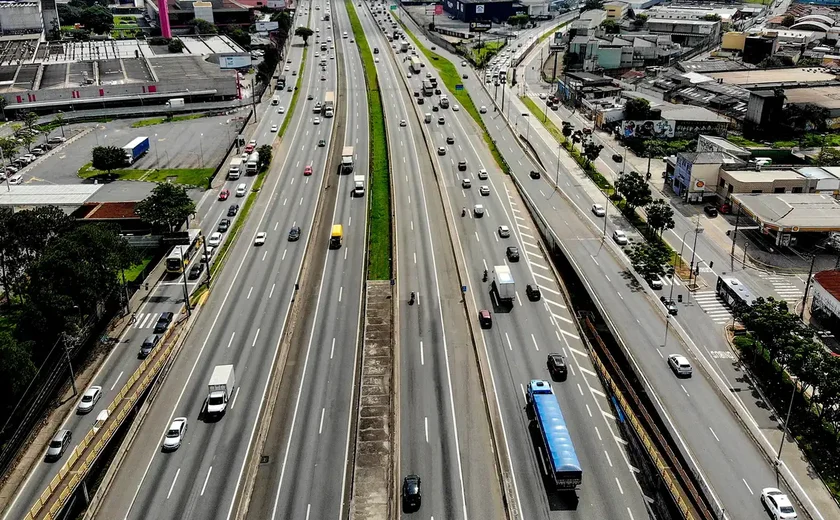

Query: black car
[[288, 226, 301, 241], [402, 474, 421, 512], [228, 204, 240, 217], [432, 105, 439, 112], [458, 160, 467, 171], [218, 218, 231, 232], [547, 353, 568, 381], [526, 284, 541, 301], [703, 204, 718, 217], [506, 246, 520, 262], [660, 296, 679, 315], [318, 139, 326, 147], [446, 136, 454, 144], [612, 153, 623, 163], [189, 263, 204, 280], [153, 312, 174, 334], [529, 170, 541, 179], [417, 97, 424, 105]]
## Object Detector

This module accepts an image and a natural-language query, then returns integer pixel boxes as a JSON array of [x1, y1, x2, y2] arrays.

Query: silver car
[[667, 354, 692, 377], [76, 386, 102, 414], [163, 417, 188, 451], [45, 429, 72, 461]]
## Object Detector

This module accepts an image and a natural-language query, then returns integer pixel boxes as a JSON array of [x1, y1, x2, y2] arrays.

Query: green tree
[[135, 182, 196, 232], [645, 199, 674, 237], [168, 38, 185, 53], [52, 112, 66, 138], [702, 13, 721, 21], [786, 339, 825, 398], [91, 145, 126, 174], [781, 14, 795, 27], [627, 242, 671, 281], [816, 147, 840, 166], [782, 103, 828, 136], [615, 171, 652, 213], [734, 297, 805, 363], [632, 13, 647, 27], [508, 14, 529, 28], [583, 0, 603, 11], [583, 141, 603, 166], [562, 122, 573, 141], [227, 27, 251, 49], [257, 144, 273, 171], [81, 4, 114, 34], [759, 55, 793, 68], [295, 26, 314, 46], [623, 97, 651, 120], [0, 136, 18, 164], [600, 19, 620, 34], [22, 111, 38, 135], [189, 18, 217, 34], [0, 333, 36, 414], [814, 355, 840, 419]]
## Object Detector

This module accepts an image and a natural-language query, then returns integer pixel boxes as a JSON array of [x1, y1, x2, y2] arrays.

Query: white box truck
[[341, 146, 354, 174], [228, 157, 244, 179], [246, 152, 259, 175], [166, 98, 185, 108], [206, 364, 234, 418], [353, 174, 365, 196], [494, 265, 515, 303], [271, 94, 280, 106]]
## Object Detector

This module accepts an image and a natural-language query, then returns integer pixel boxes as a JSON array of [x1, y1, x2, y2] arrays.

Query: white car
[[591, 203, 606, 217], [162, 417, 187, 451], [667, 354, 692, 377], [254, 232, 267, 246], [76, 386, 102, 414], [437, 146, 446, 155], [612, 229, 628, 245], [461, 178, 471, 188], [539, 93, 547, 100], [479, 106, 487, 114], [284, 65, 290, 71], [314, 117, 321, 125], [271, 124, 278, 132], [479, 186, 490, 196], [407, 72, 412, 78], [208, 232, 222, 247], [498, 225, 510, 238], [399, 119, 406, 127], [760, 488, 798, 519], [374, 57, 380, 62], [477, 168, 488, 180], [453, 104, 460, 111], [473, 204, 485, 217], [278, 106, 285, 114]]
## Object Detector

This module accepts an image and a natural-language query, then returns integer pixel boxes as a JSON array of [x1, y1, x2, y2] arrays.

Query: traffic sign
[[390, 4, 396, 9], [455, 84, 464, 91]]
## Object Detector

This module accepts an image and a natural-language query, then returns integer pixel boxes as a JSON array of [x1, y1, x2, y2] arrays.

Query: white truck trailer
[[206, 364, 235, 418], [493, 265, 515, 303]]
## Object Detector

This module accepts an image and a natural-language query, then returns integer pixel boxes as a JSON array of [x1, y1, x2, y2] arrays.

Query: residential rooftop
[[706, 67, 837, 86], [731, 193, 840, 232]]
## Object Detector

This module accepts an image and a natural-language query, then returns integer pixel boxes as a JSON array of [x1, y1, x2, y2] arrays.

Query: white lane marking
[[252, 328, 260, 347], [270, 283, 276, 298], [743, 479, 753, 495], [247, 287, 253, 299], [330, 338, 336, 359], [167, 468, 181, 499], [110, 371, 123, 391], [425, 417, 429, 443], [420, 340, 425, 365], [227, 332, 235, 349], [319, 408, 326, 434], [200, 466, 213, 496], [709, 427, 720, 442], [230, 387, 240, 410]]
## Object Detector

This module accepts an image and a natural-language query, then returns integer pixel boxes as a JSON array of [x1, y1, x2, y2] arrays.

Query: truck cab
[[330, 224, 343, 249]]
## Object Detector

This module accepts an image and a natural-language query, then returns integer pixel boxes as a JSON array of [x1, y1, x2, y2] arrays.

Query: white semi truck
[[206, 364, 235, 418], [493, 265, 515, 303], [341, 146, 354, 174], [228, 157, 244, 179]]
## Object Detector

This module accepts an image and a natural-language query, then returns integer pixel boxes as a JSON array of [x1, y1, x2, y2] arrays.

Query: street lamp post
[[199, 133, 205, 168], [775, 379, 798, 467], [154, 133, 160, 167], [524, 113, 531, 142]]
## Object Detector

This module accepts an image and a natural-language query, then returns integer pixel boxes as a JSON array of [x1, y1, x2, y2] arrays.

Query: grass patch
[[469, 40, 504, 65], [122, 254, 155, 283], [536, 20, 572, 45], [398, 17, 510, 174], [347, 0, 391, 280], [131, 114, 205, 128], [78, 163, 214, 186], [279, 46, 307, 140]]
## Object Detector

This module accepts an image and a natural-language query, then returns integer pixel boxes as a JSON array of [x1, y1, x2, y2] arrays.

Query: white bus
[[166, 229, 203, 274]]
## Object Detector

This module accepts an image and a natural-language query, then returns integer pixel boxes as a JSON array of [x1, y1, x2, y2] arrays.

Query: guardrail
[[24, 316, 186, 520]]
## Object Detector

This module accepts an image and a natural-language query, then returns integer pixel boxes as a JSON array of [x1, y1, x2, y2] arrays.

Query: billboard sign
[[219, 54, 253, 69], [434, 4, 443, 14], [256, 21, 280, 31], [267, 0, 285, 7], [621, 119, 675, 139], [470, 21, 492, 32]]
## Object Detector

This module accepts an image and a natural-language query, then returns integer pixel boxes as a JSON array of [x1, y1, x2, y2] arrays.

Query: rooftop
[[706, 67, 837, 86], [731, 193, 840, 232], [74, 201, 139, 220], [814, 270, 840, 303], [724, 169, 804, 183], [783, 86, 840, 111], [699, 135, 751, 156], [0, 184, 102, 209], [680, 151, 745, 165]]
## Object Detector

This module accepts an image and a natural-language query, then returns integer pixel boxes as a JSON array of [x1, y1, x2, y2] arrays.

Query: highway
[[438, 21, 825, 519], [355, 3, 505, 519], [242, 0, 370, 518], [87, 1, 348, 518], [0, 16, 309, 520], [395, 11, 650, 520]]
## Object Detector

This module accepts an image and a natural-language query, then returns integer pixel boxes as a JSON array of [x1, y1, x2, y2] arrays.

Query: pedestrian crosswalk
[[692, 291, 735, 324], [757, 273, 804, 302], [132, 312, 162, 329]]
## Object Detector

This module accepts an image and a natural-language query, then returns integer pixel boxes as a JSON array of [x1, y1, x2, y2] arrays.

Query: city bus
[[165, 229, 203, 275], [716, 276, 756, 309], [421, 79, 434, 96]]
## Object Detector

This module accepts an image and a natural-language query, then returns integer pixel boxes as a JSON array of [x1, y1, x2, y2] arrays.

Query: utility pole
[[181, 245, 192, 316], [729, 202, 742, 269], [800, 255, 816, 319], [251, 76, 258, 124], [63, 333, 78, 397]]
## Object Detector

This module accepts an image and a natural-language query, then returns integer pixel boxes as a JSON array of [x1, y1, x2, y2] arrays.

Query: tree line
[[0, 208, 136, 420]]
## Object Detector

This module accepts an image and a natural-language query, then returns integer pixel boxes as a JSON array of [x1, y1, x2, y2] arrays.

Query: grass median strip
[[78, 163, 214, 186], [347, 0, 392, 281], [397, 17, 510, 175]]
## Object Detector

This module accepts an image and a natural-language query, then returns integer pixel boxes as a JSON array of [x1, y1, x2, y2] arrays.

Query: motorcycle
[[483, 269, 488, 282], [461, 207, 466, 217], [409, 291, 416, 305]]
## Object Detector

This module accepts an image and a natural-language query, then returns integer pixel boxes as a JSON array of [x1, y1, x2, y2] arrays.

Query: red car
[[304, 165, 313, 176], [244, 144, 255, 153], [219, 189, 230, 200]]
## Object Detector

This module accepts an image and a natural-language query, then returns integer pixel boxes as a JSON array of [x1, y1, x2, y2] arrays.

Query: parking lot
[[9, 111, 245, 187]]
